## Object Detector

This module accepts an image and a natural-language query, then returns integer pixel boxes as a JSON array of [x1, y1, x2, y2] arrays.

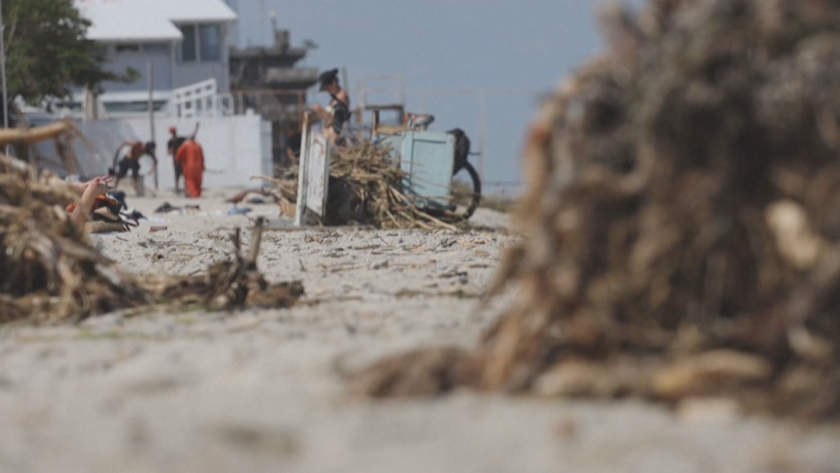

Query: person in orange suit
[[175, 138, 205, 198]]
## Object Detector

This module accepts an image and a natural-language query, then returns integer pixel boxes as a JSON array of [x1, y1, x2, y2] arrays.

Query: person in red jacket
[[175, 138, 205, 198]]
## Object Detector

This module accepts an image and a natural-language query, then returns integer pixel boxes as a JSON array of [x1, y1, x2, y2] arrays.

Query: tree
[[2, 0, 138, 109]]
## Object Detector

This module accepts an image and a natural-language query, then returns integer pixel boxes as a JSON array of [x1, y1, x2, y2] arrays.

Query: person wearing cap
[[167, 122, 200, 194], [167, 126, 187, 194], [310, 68, 351, 145], [113, 140, 157, 193]]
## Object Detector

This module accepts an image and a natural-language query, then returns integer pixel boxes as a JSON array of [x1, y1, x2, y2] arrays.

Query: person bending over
[[113, 141, 157, 193]]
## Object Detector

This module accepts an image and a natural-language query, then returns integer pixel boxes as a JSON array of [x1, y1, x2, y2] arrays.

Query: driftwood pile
[[266, 143, 459, 229], [350, 0, 840, 420], [0, 155, 150, 323], [0, 155, 303, 324]]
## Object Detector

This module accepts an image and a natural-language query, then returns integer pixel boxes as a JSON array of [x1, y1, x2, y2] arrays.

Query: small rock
[[370, 260, 390, 270], [553, 416, 578, 440]]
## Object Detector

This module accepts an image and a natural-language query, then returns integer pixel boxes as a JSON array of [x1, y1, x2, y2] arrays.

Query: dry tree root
[[1, 156, 303, 324], [348, 0, 840, 421]]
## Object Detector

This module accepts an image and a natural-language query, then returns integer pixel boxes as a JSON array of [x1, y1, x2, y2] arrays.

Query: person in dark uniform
[[168, 127, 187, 194], [167, 123, 199, 194], [310, 68, 351, 146]]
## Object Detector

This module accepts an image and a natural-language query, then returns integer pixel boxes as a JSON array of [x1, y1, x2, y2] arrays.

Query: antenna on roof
[[260, 0, 266, 46]]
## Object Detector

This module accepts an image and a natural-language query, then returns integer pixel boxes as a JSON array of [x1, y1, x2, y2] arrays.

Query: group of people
[[67, 126, 205, 230], [68, 67, 348, 228], [109, 124, 204, 198]]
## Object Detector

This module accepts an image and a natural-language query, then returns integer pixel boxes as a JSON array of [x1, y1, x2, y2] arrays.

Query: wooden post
[[478, 89, 486, 182], [0, 0, 8, 155], [371, 110, 379, 140], [148, 60, 158, 190], [294, 112, 311, 227], [297, 91, 304, 124], [355, 106, 363, 142]]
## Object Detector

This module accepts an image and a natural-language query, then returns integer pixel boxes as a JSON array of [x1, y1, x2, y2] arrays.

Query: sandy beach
[[1, 190, 839, 473]]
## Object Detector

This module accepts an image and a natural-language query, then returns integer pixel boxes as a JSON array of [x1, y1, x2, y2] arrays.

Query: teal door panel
[[399, 131, 454, 207]]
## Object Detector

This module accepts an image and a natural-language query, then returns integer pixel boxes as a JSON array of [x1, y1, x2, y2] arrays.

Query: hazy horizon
[[229, 0, 612, 192]]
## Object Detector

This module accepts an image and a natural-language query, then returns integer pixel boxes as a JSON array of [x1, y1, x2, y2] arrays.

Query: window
[[143, 43, 169, 54], [180, 25, 196, 62], [199, 24, 221, 62], [115, 43, 141, 53]]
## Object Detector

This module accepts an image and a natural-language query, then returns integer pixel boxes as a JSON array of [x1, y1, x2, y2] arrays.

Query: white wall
[[76, 114, 272, 190]]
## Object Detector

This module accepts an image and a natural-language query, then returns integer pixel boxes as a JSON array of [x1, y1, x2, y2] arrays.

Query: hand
[[81, 176, 112, 198], [88, 176, 113, 190], [147, 167, 156, 176]]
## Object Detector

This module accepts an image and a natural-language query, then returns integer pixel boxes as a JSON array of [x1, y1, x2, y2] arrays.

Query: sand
[[1, 189, 839, 473]]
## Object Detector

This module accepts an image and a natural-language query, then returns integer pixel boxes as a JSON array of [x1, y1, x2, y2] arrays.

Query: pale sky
[[229, 0, 619, 193]]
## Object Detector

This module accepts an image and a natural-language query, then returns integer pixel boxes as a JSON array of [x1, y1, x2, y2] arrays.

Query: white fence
[[170, 78, 234, 118], [75, 114, 272, 190]]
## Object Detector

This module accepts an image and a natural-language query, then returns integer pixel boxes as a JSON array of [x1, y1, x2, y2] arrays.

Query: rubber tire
[[457, 161, 482, 221]]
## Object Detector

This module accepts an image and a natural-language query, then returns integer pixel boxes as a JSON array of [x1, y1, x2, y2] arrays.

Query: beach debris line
[[148, 217, 304, 310], [0, 156, 303, 323], [348, 0, 840, 421], [258, 142, 461, 230]]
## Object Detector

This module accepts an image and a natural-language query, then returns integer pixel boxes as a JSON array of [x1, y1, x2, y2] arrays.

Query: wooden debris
[[262, 143, 464, 229], [148, 218, 304, 311], [349, 0, 840, 421], [1, 157, 304, 324], [0, 155, 150, 323]]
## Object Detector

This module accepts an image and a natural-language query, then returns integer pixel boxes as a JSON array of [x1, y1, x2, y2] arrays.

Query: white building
[[71, 0, 238, 117]]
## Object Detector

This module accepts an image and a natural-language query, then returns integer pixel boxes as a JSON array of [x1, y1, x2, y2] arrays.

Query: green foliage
[[2, 0, 138, 105]]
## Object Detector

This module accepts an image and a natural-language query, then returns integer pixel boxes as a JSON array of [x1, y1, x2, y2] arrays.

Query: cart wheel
[[447, 161, 482, 222]]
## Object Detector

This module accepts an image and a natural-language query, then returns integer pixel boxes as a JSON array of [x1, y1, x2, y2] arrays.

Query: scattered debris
[[348, 0, 840, 421], [0, 156, 303, 323], [147, 217, 304, 311], [154, 202, 178, 214], [227, 206, 253, 216], [154, 202, 201, 215], [227, 188, 278, 205], [259, 143, 462, 229]]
